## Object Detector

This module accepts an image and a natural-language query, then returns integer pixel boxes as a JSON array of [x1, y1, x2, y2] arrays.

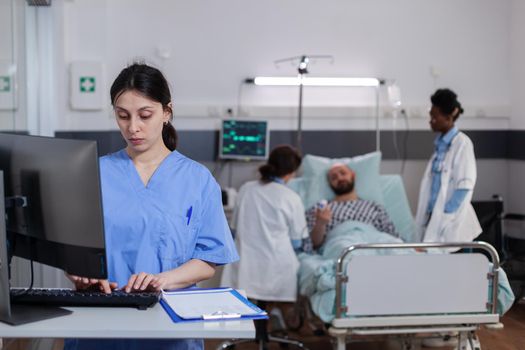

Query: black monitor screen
[[0, 134, 107, 279], [219, 120, 269, 160]]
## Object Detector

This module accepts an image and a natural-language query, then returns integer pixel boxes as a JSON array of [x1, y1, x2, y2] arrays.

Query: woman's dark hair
[[430, 88, 464, 121], [110, 63, 177, 151], [259, 145, 302, 183]]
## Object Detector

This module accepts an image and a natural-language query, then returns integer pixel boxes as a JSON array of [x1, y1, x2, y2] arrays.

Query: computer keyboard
[[10, 288, 161, 310]]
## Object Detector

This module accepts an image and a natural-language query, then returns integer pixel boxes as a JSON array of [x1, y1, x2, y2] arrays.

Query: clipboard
[[159, 287, 268, 323]]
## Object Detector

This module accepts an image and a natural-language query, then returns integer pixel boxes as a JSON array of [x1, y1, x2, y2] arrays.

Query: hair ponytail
[[430, 88, 464, 121], [259, 164, 277, 183], [162, 122, 177, 151], [258, 145, 302, 184]]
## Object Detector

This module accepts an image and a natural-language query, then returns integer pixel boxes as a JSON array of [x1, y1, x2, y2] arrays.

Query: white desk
[[0, 304, 255, 339]]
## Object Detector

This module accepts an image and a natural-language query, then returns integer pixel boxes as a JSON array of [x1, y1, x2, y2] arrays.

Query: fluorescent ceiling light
[[249, 76, 380, 87]]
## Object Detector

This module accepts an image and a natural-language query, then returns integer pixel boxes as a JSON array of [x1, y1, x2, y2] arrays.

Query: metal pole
[[297, 74, 304, 151], [375, 85, 380, 151]]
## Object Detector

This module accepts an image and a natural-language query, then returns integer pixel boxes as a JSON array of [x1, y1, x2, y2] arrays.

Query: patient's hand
[[311, 206, 332, 248], [316, 206, 332, 225]]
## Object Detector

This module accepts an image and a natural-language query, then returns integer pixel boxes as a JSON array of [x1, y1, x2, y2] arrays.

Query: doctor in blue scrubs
[[64, 63, 239, 350]]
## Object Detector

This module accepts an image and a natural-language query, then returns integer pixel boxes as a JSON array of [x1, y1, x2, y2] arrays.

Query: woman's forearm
[[158, 259, 216, 290], [444, 189, 470, 213]]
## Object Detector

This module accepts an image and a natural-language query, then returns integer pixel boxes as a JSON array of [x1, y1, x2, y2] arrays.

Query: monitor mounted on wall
[[219, 120, 269, 160]]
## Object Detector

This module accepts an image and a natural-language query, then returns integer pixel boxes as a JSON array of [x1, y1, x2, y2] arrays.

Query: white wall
[[508, 161, 525, 214], [0, 1, 15, 129], [0, 0, 27, 132], [52, 0, 518, 212], [47, 0, 512, 132], [10, 0, 518, 210], [508, 0, 525, 213], [510, 0, 525, 130]]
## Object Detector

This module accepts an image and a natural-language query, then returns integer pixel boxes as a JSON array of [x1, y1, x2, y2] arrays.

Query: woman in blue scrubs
[[64, 63, 238, 350]]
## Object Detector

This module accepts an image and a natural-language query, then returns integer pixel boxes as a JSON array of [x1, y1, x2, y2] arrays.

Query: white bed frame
[[330, 242, 502, 350]]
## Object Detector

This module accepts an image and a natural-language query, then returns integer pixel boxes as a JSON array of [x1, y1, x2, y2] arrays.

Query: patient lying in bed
[[298, 218, 515, 323], [297, 165, 515, 323], [305, 163, 399, 251]]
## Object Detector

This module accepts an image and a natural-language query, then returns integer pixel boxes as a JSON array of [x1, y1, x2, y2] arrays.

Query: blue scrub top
[[427, 126, 458, 214], [65, 149, 239, 350]]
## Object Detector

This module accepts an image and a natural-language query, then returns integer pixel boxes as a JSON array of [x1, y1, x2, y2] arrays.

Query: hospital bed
[[288, 152, 514, 349], [330, 241, 501, 350]]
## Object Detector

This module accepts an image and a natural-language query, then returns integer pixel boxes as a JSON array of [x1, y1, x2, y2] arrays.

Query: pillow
[[298, 151, 384, 210], [287, 177, 307, 202], [380, 175, 416, 242]]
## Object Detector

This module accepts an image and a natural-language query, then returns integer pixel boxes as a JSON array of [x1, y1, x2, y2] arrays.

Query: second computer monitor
[[219, 120, 269, 160]]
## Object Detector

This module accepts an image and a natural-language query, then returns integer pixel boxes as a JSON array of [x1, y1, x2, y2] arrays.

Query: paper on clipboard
[[161, 288, 267, 321]]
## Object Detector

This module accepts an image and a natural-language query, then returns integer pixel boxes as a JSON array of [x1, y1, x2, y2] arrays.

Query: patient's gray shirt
[[306, 199, 398, 238]]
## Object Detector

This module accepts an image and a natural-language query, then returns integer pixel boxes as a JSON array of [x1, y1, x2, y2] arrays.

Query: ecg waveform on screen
[[221, 120, 267, 158], [223, 145, 265, 156]]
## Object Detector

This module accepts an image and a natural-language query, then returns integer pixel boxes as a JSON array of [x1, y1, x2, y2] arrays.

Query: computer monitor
[[0, 134, 107, 324], [0, 133, 107, 278], [219, 120, 269, 160]]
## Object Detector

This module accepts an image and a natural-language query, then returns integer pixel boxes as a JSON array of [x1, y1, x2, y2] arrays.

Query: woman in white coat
[[415, 88, 481, 244], [221, 145, 308, 302]]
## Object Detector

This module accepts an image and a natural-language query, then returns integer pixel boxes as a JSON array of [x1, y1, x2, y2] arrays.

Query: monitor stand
[[1, 305, 72, 326], [0, 171, 72, 325]]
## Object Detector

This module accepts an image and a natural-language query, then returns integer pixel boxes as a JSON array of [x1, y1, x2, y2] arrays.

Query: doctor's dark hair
[[259, 145, 302, 183], [431, 88, 464, 121], [110, 63, 177, 151]]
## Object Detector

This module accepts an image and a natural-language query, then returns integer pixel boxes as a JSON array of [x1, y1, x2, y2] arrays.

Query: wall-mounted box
[[70, 62, 105, 110], [0, 60, 17, 110]]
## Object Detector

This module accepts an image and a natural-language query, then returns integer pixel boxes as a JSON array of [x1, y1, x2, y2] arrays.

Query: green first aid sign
[[0, 76, 10, 92], [79, 76, 96, 93]]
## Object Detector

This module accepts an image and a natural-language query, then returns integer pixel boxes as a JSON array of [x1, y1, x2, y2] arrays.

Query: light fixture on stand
[[245, 56, 383, 151], [246, 55, 335, 150]]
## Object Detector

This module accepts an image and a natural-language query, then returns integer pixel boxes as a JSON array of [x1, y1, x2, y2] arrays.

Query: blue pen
[[186, 206, 193, 225]]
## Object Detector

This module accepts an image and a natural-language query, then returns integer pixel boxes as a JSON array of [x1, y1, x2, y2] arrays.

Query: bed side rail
[[334, 242, 500, 318]]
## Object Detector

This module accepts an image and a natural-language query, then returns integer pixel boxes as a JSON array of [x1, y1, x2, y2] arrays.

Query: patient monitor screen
[[219, 120, 269, 160]]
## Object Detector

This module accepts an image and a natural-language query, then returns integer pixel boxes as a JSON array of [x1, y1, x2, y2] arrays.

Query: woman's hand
[[65, 273, 118, 294], [124, 272, 168, 292]]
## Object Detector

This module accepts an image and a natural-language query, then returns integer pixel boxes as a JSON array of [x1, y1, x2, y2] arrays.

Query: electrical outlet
[[408, 107, 424, 118], [429, 65, 441, 79], [207, 106, 220, 117], [156, 46, 172, 60], [225, 107, 235, 118], [475, 109, 487, 118]]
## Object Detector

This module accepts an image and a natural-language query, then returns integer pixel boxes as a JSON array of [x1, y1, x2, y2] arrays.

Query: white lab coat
[[415, 132, 482, 243], [221, 180, 308, 302]]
